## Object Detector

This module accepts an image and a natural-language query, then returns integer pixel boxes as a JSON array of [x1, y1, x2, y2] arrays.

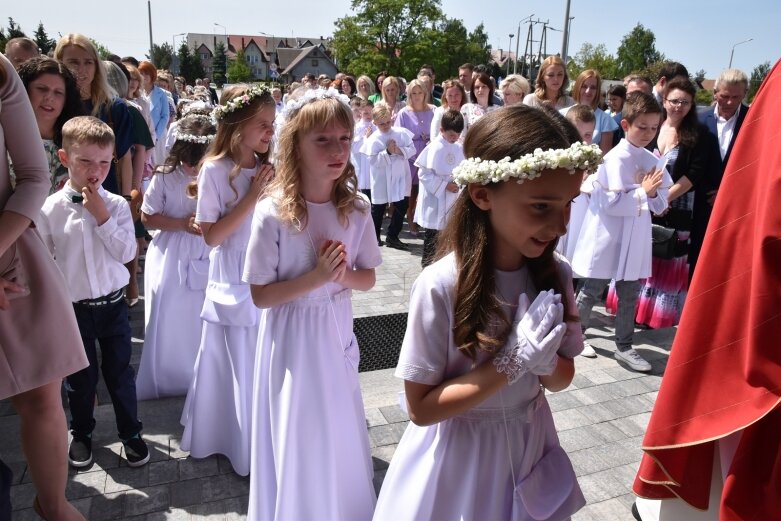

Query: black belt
[[75, 289, 125, 307]]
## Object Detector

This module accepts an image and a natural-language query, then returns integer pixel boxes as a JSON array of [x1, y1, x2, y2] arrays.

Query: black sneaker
[[122, 434, 150, 467], [385, 236, 409, 251], [68, 434, 93, 468]]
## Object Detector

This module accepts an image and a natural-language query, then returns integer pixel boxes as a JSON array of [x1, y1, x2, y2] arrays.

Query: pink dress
[[373, 254, 585, 521], [243, 196, 382, 520], [0, 53, 87, 400]]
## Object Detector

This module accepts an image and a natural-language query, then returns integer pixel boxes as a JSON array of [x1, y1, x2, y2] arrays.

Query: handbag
[[651, 224, 678, 259]]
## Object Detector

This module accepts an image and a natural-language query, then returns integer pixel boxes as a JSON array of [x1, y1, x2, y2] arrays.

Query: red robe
[[633, 60, 781, 520]]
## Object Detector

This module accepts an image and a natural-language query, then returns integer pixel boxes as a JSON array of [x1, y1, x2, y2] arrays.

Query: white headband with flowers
[[173, 114, 216, 144], [280, 87, 351, 122], [212, 85, 272, 121], [452, 142, 603, 186]]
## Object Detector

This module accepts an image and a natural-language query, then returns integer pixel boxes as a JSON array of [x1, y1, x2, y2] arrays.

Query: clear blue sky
[[8, 0, 779, 79]]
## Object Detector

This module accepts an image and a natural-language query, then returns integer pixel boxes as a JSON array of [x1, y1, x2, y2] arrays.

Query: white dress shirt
[[38, 182, 136, 302], [714, 105, 739, 160]]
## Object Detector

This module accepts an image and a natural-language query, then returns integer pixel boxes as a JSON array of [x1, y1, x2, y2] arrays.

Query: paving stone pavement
[[1, 228, 675, 520]]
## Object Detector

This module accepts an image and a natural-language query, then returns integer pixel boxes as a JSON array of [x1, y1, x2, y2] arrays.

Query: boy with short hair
[[38, 116, 150, 468], [361, 104, 416, 249], [413, 109, 464, 266], [571, 92, 672, 372]]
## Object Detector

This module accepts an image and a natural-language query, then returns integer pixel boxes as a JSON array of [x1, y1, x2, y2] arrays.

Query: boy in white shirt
[[351, 97, 375, 201], [413, 109, 464, 266], [38, 116, 150, 469], [361, 104, 416, 250], [571, 92, 671, 372]]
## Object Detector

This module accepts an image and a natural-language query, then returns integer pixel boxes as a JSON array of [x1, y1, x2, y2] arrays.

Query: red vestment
[[633, 60, 781, 520]]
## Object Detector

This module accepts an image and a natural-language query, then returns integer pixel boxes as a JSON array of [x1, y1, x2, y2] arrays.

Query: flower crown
[[212, 85, 271, 121], [173, 114, 216, 144], [280, 87, 351, 122], [452, 142, 603, 186]]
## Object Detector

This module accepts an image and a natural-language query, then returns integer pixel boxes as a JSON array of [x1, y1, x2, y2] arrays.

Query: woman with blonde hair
[[523, 55, 574, 109], [376, 75, 405, 120], [564, 69, 618, 154], [499, 74, 531, 106], [54, 33, 134, 195], [395, 78, 436, 235], [356, 74, 375, 100]]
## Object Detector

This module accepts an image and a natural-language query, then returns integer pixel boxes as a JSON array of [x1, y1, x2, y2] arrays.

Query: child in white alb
[[571, 92, 672, 372], [351, 97, 374, 200], [414, 109, 464, 267], [179, 85, 276, 476], [361, 103, 416, 250], [243, 90, 381, 520], [135, 114, 215, 400]]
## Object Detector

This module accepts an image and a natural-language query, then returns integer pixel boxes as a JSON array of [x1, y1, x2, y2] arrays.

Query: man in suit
[[691, 69, 750, 275]]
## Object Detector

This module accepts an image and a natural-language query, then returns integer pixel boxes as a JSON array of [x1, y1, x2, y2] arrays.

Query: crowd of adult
[[1, 31, 756, 520]]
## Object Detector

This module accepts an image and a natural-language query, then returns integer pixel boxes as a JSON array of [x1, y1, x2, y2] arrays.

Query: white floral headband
[[452, 142, 602, 186], [173, 114, 216, 144], [281, 87, 351, 122], [212, 85, 272, 121]]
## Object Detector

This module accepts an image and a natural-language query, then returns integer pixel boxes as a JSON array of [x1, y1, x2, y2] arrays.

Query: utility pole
[[147, 1, 153, 61], [561, 0, 571, 63]]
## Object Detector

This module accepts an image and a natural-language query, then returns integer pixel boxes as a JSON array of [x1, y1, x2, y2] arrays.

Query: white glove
[[494, 290, 566, 383]]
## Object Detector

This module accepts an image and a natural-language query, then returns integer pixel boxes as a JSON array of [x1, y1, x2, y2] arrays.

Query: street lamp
[[728, 38, 753, 68], [214, 23, 227, 36], [172, 33, 185, 75], [507, 34, 514, 76]]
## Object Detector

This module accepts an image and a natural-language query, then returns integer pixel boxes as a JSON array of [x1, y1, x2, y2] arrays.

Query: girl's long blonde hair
[[197, 84, 274, 205], [534, 55, 569, 104], [268, 96, 363, 231], [54, 33, 115, 117]]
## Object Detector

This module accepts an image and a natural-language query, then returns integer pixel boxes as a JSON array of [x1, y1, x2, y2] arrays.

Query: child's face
[[441, 129, 460, 144], [27, 73, 67, 129], [351, 105, 362, 121], [59, 142, 114, 192], [623, 113, 661, 149], [470, 167, 581, 270], [607, 95, 624, 113], [573, 120, 596, 145], [298, 122, 352, 185], [239, 105, 276, 157], [60, 45, 96, 96], [361, 107, 373, 122], [374, 116, 392, 134]]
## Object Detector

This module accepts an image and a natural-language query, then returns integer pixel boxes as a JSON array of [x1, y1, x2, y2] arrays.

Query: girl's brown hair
[[534, 55, 569, 103], [268, 96, 363, 230], [198, 84, 274, 205], [440, 79, 466, 110], [572, 69, 602, 109], [437, 104, 581, 360]]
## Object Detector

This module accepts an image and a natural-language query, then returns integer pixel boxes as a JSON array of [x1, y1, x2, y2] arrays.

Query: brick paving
[[1, 228, 674, 520]]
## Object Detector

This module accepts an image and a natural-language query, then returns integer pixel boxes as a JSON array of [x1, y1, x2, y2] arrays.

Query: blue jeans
[[576, 278, 640, 351], [66, 297, 142, 440]]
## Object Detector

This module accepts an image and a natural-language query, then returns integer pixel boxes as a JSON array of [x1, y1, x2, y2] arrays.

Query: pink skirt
[[0, 227, 87, 399]]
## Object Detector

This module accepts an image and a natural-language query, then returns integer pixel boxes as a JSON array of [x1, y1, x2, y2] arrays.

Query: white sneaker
[[580, 339, 597, 358], [614, 348, 652, 372]]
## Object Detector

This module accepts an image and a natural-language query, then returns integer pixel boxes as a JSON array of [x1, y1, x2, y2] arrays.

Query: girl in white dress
[[136, 114, 215, 400], [373, 105, 598, 521], [243, 91, 382, 520], [179, 85, 276, 476]]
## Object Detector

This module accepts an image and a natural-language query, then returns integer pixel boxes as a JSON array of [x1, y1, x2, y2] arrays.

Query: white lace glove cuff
[[493, 338, 529, 385]]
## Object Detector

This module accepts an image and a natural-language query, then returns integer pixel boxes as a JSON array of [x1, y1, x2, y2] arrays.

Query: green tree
[[212, 41, 228, 87], [616, 24, 663, 77], [569, 42, 619, 80], [695, 88, 713, 106], [7, 18, 26, 38], [177, 42, 205, 84], [33, 22, 55, 55], [227, 49, 253, 83], [333, 0, 444, 79], [148, 42, 173, 70], [89, 38, 113, 60], [748, 61, 771, 102]]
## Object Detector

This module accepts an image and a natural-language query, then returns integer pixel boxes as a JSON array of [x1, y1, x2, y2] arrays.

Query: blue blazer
[[698, 103, 749, 170]]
